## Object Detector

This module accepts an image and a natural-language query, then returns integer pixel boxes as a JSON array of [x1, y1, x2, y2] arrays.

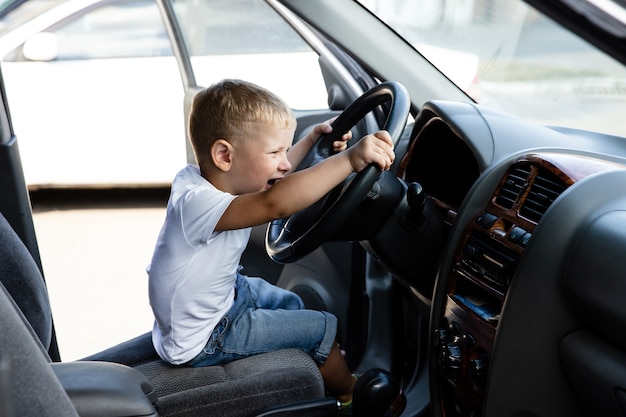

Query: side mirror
[[22, 32, 59, 62]]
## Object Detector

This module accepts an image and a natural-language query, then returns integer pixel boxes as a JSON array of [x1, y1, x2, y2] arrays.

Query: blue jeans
[[187, 274, 338, 367]]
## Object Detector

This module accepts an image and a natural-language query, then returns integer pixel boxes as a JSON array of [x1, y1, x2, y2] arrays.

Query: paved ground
[[30, 188, 169, 361]]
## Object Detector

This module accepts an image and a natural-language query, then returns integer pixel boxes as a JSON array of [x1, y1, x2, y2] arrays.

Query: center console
[[432, 155, 573, 417]]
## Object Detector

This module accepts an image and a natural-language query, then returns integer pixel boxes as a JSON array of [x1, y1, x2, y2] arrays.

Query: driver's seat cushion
[[83, 332, 325, 417], [138, 348, 324, 417]]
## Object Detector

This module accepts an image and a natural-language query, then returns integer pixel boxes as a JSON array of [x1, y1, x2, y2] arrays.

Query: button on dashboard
[[475, 212, 498, 229], [507, 226, 527, 243]]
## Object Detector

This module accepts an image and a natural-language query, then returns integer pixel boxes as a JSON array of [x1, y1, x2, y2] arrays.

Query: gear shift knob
[[352, 368, 406, 417]]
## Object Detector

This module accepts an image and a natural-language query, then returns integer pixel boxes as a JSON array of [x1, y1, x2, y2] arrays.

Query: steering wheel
[[265, 81, 410, 263]]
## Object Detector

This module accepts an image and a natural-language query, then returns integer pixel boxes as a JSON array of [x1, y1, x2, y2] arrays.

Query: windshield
[[358, 0, 626, 138]]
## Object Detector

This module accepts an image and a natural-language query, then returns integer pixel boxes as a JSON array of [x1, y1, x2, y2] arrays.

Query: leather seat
[[0, 213, 327, 417]]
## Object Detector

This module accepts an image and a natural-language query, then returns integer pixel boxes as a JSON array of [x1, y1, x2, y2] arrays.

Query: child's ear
[[211, 139, 233, 172]]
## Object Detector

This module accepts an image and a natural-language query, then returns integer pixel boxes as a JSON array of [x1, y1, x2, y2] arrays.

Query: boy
[[148, 79, 404, 415]]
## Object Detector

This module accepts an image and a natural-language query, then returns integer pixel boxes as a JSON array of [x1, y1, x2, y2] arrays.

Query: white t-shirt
[[148, 164, 251, 364]]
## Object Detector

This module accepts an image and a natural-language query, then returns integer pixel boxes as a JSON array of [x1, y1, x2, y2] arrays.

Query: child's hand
[[347, 130, 395, 172], [307, 117, 352, 152]]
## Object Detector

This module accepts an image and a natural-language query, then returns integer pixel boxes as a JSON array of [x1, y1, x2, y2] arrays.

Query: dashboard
[[392, 100, 626, 417]]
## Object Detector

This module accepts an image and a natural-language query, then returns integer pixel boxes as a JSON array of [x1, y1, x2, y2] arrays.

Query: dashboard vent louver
[[495, 164, 531, 209], [520, 169, 567, 223]]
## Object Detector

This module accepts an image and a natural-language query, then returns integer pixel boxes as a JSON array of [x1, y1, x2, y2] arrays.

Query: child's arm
[[216, 130, 394, 231], [286, 119, 352, 171]]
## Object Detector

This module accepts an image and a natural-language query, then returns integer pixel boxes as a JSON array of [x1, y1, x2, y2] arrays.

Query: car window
[[358, 0, 626, 138], [5, 0, 172, 61], [170, 0, 328, 110]]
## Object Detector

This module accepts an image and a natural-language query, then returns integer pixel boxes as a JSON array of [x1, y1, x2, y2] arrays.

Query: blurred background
[[30, 188, 168, 360]]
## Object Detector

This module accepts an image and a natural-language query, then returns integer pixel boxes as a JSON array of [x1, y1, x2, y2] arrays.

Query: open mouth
[[267, 178, 280, 187]]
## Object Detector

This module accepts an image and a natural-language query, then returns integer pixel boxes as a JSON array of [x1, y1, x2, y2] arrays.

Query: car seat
[[0, 213, 333, 417]]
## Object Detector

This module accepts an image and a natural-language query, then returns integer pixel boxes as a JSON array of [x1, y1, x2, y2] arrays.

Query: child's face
[[228, 121, 295, 195]]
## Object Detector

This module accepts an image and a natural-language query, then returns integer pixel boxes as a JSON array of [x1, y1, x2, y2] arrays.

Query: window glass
[[4, 0, 172, 61], [358, 0, 626, 138], [0, 0, 64, 36], [170, 0, 328, 109], [51, 0, 171, 59]]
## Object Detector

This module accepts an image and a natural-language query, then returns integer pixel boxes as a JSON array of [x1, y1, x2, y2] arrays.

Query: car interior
[[1, 0, 626, 416]]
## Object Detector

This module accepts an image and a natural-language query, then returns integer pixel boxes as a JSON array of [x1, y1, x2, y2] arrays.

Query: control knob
[[439, 339, 462, 380], [469, 354, 489, 388]]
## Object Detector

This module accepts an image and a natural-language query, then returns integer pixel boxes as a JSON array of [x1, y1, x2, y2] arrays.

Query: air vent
[[520, 169, 567, 223], [495, 164, 531, 209]]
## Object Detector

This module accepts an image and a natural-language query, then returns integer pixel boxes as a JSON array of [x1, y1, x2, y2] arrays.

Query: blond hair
[[188, 79, 296, 163]]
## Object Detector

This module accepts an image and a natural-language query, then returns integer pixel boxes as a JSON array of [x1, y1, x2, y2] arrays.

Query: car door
[[0, 0, 187, 188]]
